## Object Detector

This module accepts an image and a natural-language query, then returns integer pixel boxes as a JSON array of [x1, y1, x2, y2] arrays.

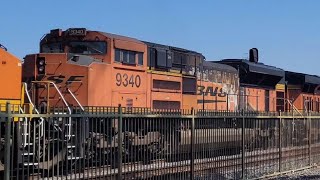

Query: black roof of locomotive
[[142, 41, 204, 57], [219, 59, 285, 77], [217, 59, 285, 88], [285, 71, 320, 85]]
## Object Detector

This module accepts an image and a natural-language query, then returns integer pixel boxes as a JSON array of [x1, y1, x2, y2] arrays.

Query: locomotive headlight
[[37, 57, 46, 75], [38, 66, 44, 72], [38, 59, 45, 65]]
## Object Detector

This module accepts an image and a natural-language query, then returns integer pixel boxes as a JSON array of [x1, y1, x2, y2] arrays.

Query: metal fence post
[[308, 112, 311, 166], [279, 111, 282, 172], [241, 111, 245, 179], [190, 108, 195, 180], [256, 95, 258, 111], [227, 94, 229, 111], [4, 102, 12, 180], [117, 104, 123, 180]]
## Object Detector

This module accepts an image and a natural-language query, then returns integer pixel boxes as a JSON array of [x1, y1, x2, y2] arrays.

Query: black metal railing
[[1, 103, 320, 179]]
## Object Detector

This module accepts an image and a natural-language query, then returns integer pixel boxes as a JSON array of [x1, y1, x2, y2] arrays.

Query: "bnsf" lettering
[[47, 75, 84, 84], [116, 73, 141, 88], [197, 86, 226, 97]]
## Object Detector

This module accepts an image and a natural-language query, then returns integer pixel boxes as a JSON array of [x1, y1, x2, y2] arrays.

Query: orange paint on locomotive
[[287, 88, 317, 112], [197, 81, 229, 110], [242, 87, 277, 112], [0, 47, 22, 101], [22, 29, 149, 109], [149, 73, 182, 109]]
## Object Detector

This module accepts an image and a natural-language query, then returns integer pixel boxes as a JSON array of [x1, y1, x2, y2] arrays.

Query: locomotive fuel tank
[[177, 128, 257, 154]]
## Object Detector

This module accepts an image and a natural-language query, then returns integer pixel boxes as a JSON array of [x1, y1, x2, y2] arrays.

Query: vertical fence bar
[[227, 94, 229, 111], [117, 104, 123, 180], [4, 102, 11, 180], [241, 111, 245, 179], [215, 95, 218, 110], [308, 113, 311, 166], [256, 95, 258, 111], [279, 112, 282, 172], [190, 108, 195, 180]]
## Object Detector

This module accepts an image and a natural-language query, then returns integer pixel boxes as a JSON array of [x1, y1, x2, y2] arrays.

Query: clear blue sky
[[1, 1, 320, 75]]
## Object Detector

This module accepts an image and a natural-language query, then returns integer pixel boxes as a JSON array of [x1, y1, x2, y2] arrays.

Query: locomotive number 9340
[[115, 73, 141, 88]]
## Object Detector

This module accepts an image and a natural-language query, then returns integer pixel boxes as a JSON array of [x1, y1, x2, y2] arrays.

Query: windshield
[[69, 41, 107, 55], [41, 43, 64, 53]]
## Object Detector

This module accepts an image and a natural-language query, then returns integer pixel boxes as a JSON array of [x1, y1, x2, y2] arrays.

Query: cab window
[[41, 43, 64, 53], [114, 48, 143, 65], [69, 41, 107, 55]]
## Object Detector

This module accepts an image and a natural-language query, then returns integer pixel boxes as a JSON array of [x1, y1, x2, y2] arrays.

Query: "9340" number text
[[116, 73, 141, 88]]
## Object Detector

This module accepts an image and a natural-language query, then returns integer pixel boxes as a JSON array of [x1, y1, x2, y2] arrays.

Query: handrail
[[19, 106, 29, 147], [285, 99, 305, 132], [23, 83, 44, 116], [67, 88, 84, 111], [32, 81, 72, 115], [32, 81, 72, 140], [286, 99, 303, 117], [48, 82, 72, 140], [23, 83, 46, 136]]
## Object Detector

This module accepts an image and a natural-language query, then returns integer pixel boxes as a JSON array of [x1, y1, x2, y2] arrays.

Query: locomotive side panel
[[23, 53, 90, 108], [181, 76, 197, 110], [111, 67, 147, 107], [301, 94, 315, 112], [0, 48, 22, 101], [196, 64, 239, 111], [87, 63, 112, 106], [243, 87, 277, 112], [287, 87, 303, 111], [314, 86, 320, 111], [313, 94, 320, 112], [148, 72, 182, 109], [197, 80, 228, 110], [110, 37, 148, 108]]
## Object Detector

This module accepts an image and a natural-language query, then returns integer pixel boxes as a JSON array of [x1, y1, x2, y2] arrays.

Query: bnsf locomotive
[[1, 28, 320, 171], [23, 28, 241, 111]]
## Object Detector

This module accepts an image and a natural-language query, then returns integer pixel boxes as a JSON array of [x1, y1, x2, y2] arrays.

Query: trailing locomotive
[[0, 44, 23, 109], [0, 44, 24, 170]]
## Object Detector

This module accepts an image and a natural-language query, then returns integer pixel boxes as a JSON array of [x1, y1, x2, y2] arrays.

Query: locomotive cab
[[23, 28, 148, 110]]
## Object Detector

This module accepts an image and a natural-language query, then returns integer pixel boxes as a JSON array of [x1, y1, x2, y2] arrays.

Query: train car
[[285, 71, 320, 113], [21, 28, 259, 170], [0, 44, 23, 110], [218, 49, 285, 112], [0, 44, 24, 171]]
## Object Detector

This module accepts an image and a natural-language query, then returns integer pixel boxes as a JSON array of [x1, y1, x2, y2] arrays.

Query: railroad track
[[31, 143, 320, 180]]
